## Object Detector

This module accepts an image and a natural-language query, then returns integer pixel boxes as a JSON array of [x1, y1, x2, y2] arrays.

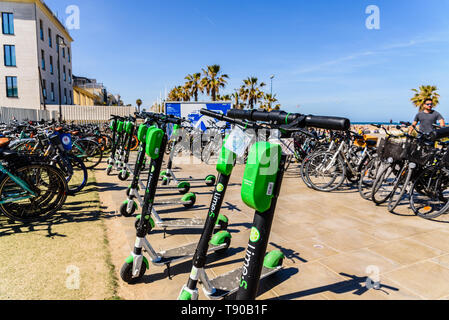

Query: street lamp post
[[270, 75, 275, 110], [56, 35, 67, 122]]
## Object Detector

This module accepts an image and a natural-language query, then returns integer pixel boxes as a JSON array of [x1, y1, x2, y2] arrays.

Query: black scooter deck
[[152, 242, 227, 266], [156, 218, 215, 229], [207, 266, 283, 299]]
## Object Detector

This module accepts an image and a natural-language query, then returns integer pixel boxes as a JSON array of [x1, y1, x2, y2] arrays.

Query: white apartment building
[[0, 0, 73, 109]]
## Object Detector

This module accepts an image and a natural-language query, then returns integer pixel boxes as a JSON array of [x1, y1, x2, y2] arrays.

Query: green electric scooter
[[179, 108, 350, 300], [160, 122, 217, 191], [120, 112, 232, 283], [120, 116, 197, 218]]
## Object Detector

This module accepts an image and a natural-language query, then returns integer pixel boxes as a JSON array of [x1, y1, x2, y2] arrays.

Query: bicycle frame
[[0, 163, 37, 203]]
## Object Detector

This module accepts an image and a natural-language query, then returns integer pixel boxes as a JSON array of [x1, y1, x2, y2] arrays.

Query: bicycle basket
[[377, 138, 408, 162], [407, 142, 434, 166]]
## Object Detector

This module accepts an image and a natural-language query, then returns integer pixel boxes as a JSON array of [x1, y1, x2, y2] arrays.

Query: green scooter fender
[[135, 215, 155, 229], [177, 181, 190, 189], [181, 192, 196, 202], [123, 199, 138, 210], [263, 250, 284, 269], [178, 289, 192, 300], [125, 255, 150, 270], [210, 230, 232, 246], [216, 214, 228, 225]]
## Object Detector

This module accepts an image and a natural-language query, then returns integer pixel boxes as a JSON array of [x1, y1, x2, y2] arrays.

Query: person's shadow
[[266, 272, 399, 300]]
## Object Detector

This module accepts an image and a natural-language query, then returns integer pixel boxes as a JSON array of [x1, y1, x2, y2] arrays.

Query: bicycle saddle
[[0, 138, 10, 149]]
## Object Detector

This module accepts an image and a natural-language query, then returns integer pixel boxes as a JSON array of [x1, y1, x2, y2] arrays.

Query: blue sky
[[45, 0, 449, 122]]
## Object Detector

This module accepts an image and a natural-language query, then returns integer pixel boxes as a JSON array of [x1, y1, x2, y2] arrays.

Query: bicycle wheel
[[387, 165, 411, 213], [0, 164, 68, 222], [72, 139, 103, 169], [410, 166, 449, 219], [56, 154, 88, 196], [358, 157, 381, 200], [300, 154, 313, 188], [304, 151, 346, 192], [371, 162, 400, 205]]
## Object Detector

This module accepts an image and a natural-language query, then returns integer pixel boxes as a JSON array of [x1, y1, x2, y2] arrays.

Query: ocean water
[[352, 122, 401, 126]]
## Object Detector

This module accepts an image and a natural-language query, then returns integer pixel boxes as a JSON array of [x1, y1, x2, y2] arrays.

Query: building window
[[51, 82, 55, 101], [48, 28, 52, 47], [64, 88, 67, 104], [4, 45, 16, 66], [6, 76, 18, 97], [42, 79, 47, 99], [2, 13, 14, 35], [39, 20, 44, 41], [69, 69, 72, 83], [68, 48, 71, 63], [69, 91, 72, 105], [62, 47, 65, 58], [63, 66, 66, 81], [41, 50, 45, 70], [50, 56, 53, 74]]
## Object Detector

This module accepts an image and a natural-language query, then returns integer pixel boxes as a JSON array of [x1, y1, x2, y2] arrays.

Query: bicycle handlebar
[[431, 127, 449, 141], [137, 112, 182, 125]]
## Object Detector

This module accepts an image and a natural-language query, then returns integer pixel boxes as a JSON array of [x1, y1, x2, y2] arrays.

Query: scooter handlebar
[[226, 109, 299, 124], [226, 109, 350, 131], [304, 115, 350, 131]]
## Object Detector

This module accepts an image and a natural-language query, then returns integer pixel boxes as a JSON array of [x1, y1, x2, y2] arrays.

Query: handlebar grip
[[227, 109, 299, 123], [431, 127, 449, 141], [304, 115, 350, 131], [166, 117, 181, 125], [226, 109, 249, 120], [200, 109, 226, 121]]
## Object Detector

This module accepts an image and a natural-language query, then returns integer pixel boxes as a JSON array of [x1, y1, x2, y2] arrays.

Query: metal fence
[[46, 105, 136, 124], [0, 107, 58, 123], [0, 105, 136, 124]]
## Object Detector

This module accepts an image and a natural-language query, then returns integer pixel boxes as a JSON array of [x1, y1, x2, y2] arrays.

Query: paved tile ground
[[96, 154, 449, 300]]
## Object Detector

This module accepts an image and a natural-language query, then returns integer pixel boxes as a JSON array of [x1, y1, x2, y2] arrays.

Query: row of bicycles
[[0, 120, 108, 222], [294, 121, 449, 220]]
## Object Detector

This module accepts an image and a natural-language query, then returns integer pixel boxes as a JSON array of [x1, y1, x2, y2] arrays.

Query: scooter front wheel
[[120, 262, 146, 284], [118, 170, 130, 181], [120, 201, 137, 217]]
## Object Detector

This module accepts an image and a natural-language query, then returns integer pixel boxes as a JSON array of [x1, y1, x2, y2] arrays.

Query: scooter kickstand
[[166, 263, 172, 280]]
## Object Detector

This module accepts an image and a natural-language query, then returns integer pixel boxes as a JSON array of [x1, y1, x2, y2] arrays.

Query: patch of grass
[[0, 173, 116, 300], [101, 217, 120, 300]]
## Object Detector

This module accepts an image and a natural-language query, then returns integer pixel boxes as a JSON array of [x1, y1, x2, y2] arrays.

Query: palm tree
[[411, 85, 440, 111], [261, 93, 278, 111], [136, 99, 143, 113], [185, 73, 203, 101], [168, 86, 182, 101], [217, 94, 231, 101], [168, 86, 190, 102], [231, 91, 244, 109], [241, 77, 266, 109], [201, 64, 229, 101]]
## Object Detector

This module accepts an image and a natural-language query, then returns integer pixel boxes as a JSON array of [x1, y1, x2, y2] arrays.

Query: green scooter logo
[[250, 227, 260, 243], [216, 183, 224, 193]]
